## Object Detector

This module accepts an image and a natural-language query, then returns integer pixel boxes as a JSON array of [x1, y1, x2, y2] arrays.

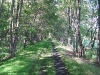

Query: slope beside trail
[[51, 42, 69, 75], [0, 40, 70, 75]]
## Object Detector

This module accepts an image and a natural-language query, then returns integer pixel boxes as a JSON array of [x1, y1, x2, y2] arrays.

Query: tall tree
[[98, 0, 100, 64], [10, 0, 23, 57], [10, 0, 15, 57], [15, 0, 23, 47], [75, 0, 84, 57]]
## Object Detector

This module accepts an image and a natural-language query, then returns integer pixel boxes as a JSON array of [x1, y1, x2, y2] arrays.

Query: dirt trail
[[52, 42, 69, 75]]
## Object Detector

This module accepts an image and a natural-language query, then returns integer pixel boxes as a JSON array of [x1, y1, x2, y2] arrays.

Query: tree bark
[[76, 0, 84, 57], [15, 0, 23, 47], [10, 0, 16, 58]]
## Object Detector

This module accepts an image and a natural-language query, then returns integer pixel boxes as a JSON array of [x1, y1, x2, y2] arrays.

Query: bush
[[85, 50, 92, 60], [84, 49, 98, 62]]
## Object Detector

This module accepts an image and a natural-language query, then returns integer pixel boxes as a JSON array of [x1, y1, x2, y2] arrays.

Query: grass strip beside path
[[57, 46, 100, 75], [0, 40, 55, 75]]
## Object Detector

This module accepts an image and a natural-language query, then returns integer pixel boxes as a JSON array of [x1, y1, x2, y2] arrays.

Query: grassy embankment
[[0, 40, 55, 75], [53, 40, 100, 75]]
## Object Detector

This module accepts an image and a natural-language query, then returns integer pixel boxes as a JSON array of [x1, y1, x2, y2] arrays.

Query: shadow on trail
[[52, 42, 69, 75]]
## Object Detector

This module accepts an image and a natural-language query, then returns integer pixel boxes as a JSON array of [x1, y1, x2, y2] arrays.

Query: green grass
[[57, 47, 100, 75], [0, 40, 55, 75], [1, 39, 99, 75], [64, 56, 100, 75], [53, 39, 100, 75]]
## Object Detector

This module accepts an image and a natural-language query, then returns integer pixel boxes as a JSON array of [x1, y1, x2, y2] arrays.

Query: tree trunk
[[76, 0, 83, 57], [15, 0, 23, 46], [10, 0, 16, 58], [10, 0, 23, 58], [98, 0, 100, 64]]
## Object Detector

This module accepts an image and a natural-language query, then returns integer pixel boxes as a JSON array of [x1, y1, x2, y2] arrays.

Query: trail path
[[28, 42, 69, 75], [52, 42, 69, 75]]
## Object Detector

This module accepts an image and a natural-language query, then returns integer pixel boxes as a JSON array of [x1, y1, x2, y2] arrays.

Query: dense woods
[[0, 0, 100, 75]]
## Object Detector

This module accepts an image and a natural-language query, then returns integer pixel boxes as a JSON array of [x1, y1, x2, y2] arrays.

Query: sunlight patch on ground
[[56, 45, 73, 52], [43, 70, 47, 72], [19, 50, 34, 55], [3, 67, 12, 72], [1, 60, 24, 72], [85, 70, 94, 75], [41, 53, 53, 58], [56, 45, 90, 64], [72, 57, 91, 64], [72, 66, 78, 69], [48, 65, 52, 68], [72, 57, 84, 64]]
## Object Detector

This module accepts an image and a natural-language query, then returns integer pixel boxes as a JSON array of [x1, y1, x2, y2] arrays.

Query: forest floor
[[0, 40, 100, 75]]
